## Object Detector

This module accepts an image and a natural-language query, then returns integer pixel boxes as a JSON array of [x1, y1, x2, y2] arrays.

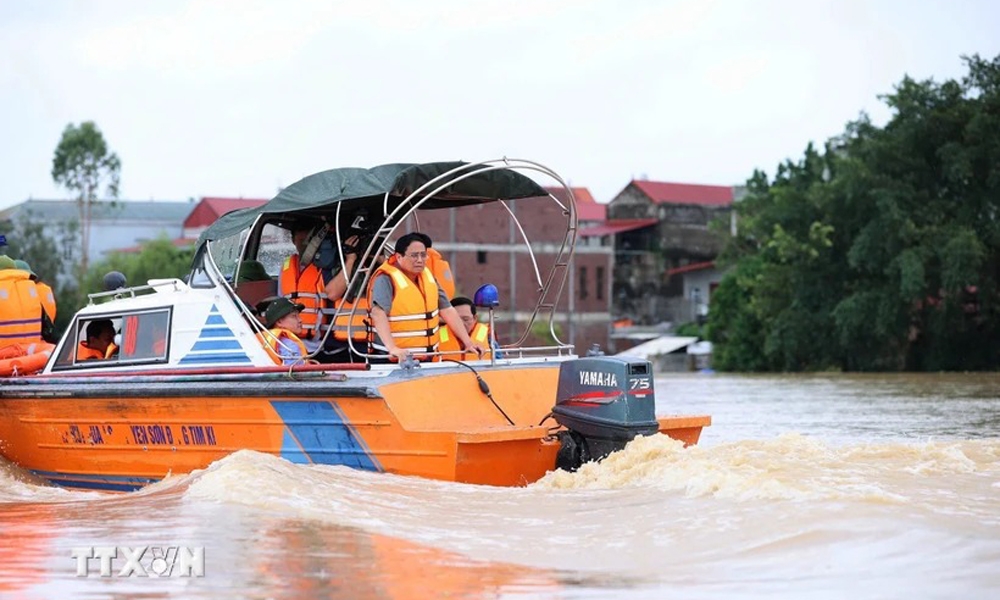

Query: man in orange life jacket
[[439, 296, 493, 360], [368, 232, 486, 362], [76, 319, 116, 361], [0, 255, 43, 351], [279, 222, 362, 361], [316, 232, 370, 362], [14, 259, 57, 343]]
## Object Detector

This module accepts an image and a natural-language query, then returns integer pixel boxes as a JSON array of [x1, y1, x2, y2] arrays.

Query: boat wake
[[169, 436, 1000, 575], [175, 432, 1000, 519], [4, 435, 999, 582], [5, 433, 998, 511], [537, 433, 1000, 513], [0, 456, 96, 503]]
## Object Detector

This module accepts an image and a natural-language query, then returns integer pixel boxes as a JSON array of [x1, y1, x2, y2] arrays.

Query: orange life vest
[[439, 321, 491, 361], [367, 262, 440, 355], [325, 251, 369, 343], [76, 342, 117, 361], [331, 295, 370, 342], [386, 249, 454, 301], [257, 328, 309, 365], [37, 281, 56, 321], [426, 248, 455, 300], [279, 254, 326, 340], [0, 269, 42, 348]]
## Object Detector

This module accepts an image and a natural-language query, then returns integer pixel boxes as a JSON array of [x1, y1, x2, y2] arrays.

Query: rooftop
[[579, 218, 658, 238], [1, 199, 194, 223], [542, 186, 606, 222], [667, 261, 717, 276], [183, 197, 269, 229], [630, 181, 733, 206]]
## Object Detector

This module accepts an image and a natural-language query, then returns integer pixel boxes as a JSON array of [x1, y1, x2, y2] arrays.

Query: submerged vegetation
[[708, 54, 1000, 371]]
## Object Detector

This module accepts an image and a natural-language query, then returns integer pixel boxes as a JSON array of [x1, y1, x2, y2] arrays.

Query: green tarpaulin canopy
[[200, 161, 548, 243]]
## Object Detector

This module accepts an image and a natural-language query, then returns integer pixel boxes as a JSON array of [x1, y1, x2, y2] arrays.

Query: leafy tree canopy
[[51, 121, 121, 197], [51, 121, 121, 274], [81, 237, 195, 299], [709, 54, 1000, 371]]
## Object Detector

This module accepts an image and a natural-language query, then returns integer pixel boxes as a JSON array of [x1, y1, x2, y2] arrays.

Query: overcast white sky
[[2, 0, 998, 210]]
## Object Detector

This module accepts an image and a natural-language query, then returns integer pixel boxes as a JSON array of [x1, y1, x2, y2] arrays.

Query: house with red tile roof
[[543, 186, 606, 225], [627, 180, 734, 207], [112, 196, 270, 254], [414, 184, 614, 354], [182, 197, 268, 238], [606, 179, 736, 326]]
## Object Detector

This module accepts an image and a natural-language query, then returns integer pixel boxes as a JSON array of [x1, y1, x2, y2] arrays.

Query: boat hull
[[0, 366, 710, 490]]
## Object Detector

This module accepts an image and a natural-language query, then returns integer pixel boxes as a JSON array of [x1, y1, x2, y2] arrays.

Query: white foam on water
[[0, 456, 104, 503]]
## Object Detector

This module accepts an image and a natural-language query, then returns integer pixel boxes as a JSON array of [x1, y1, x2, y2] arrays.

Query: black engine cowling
[[552, 356, 659, 471]]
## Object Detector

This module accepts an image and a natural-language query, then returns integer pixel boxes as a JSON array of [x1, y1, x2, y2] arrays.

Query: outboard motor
[[552, 356, 658, 471]]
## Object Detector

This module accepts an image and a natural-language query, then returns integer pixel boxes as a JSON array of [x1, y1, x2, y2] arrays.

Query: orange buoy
[[0, 342, 54, 377]]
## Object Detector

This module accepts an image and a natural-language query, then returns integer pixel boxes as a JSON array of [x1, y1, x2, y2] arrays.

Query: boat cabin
[[44, 277, 280, 374]]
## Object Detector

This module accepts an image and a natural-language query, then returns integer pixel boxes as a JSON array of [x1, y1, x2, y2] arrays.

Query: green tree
[[705, 255, 769, 371], [1, 210, 81, 337], [1, 210, 72, 288], [709, 54, 1000, 371], [709, 146, 844, 371], [80, 237, 195, 296], [51, 121, 121, 276]]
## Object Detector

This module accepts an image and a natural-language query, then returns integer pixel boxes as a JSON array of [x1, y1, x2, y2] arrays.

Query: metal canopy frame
[[207, 158, 581, 364]]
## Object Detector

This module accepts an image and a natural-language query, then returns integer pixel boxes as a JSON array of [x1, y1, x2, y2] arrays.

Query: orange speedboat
[[0, 160, 709, 491]]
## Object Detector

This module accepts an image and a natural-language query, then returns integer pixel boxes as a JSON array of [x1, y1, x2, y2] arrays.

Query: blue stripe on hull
[[270, 401, 381, 471], [177, 304, 253, 364], [190, 339, 244, 351], [48, 479, 148, 492], [30, 470, 160, 492], [198, 327, 238, 338], [281, 429, 311, 464], [178, 353, 253, 364]]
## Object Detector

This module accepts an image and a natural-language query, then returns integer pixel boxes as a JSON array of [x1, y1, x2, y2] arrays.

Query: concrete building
[[0, 199, 194, 283], [605, 180, 735, 326], [412, 186, 615, 354]]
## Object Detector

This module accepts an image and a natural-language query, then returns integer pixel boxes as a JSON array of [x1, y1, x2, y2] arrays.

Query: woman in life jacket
[[316, 233, 371, 362]]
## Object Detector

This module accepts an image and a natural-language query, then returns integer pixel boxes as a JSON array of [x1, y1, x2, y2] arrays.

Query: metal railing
[[207, 158, 582, 365]]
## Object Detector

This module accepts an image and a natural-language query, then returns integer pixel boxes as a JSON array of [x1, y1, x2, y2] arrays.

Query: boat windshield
[[206, 230, 249, 284], [254, 223, 296, 277]]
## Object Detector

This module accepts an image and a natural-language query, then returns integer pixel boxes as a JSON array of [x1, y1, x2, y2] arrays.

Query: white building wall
[[682, 268, 723, 322]]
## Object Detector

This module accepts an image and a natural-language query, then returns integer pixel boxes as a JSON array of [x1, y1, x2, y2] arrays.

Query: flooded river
[[1, 372, 998, 599]]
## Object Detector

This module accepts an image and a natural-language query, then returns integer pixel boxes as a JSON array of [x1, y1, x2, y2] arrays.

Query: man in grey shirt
[[369, 232, 486, 362]]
